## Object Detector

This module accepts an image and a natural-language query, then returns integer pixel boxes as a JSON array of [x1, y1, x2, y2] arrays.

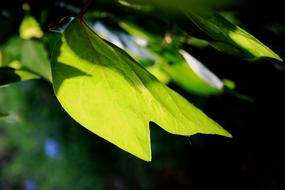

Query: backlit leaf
[[51, 18, 231, 161], [21, 40, 52, 81], [162, 50, 224, 96], [19, 15, 43, 39], [185, 10, 283, 61]]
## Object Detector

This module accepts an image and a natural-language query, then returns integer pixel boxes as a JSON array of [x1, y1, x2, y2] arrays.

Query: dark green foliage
[[0, 67, 39, 86]]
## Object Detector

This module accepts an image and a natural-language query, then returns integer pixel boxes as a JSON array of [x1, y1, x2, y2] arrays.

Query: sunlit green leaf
[[0, 67, 40, 86], [159, 50, 223, 96], [185, 10, 283, 61], [19, 15, 44, 39], [222, 79, 235, 90], [21, 40, 52, 81], [117, 0, 153, 12], [119, 21, 154, 42], [146, 64, 171, 84], [8, 60, 22, 69], [51, 18, 231, 161], [187, 37, 209, 48]]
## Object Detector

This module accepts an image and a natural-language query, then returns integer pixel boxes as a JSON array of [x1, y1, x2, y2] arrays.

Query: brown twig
[[77, 0, 93, 20]]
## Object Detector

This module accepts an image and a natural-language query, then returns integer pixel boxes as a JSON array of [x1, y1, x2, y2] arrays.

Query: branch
[[78, 0, 93, 20]]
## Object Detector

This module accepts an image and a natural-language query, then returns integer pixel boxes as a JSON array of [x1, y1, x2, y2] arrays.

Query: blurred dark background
[[1, 0, 285, 189]]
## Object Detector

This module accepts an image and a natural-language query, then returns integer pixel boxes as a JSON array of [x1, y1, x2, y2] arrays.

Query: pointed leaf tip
[[185, 10, 282, 62]]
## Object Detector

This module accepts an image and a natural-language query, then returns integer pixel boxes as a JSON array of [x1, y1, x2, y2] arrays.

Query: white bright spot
[[49, 17, 75, 33], [93, 22, 124, 48], [179, 50, 224, 89], [92, 22, 154, 62], [119, 33, 153, 61], [134, 37, 148, 47]]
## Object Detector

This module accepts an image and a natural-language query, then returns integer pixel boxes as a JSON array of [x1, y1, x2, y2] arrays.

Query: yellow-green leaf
[[51, 18, 231, 161], [185, 10, 283, 61], [161, 50, 224, 96], [19, 15, 43, 39]]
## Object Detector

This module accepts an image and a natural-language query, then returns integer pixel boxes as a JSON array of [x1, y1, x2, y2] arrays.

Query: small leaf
[[19, 15, 44, 39], [222, 79, 235, 90], [21, 40, 52, 81], [185, 10, 283, 61], [51, 18, 231, 161], [0, 67, 40, 86]]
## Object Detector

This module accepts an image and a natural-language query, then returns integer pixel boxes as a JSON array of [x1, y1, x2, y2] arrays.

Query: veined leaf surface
[[51, 18, 231, 161]]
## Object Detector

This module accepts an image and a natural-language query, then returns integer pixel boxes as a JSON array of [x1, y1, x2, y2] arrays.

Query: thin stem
[[78, 0, 93, 20]]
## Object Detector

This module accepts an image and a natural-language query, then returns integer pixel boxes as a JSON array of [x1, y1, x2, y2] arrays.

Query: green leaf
[[161, 50, 224, 96], [146, 64, 171, 84], [117, 0, 153, 12], [0, 67, 40, 86], [119, 21, 154, 42], [1, 37, 51, 81], [185, 10, 283, 61], [209, 41, 247, 58], [19, 15, 44, 40], [187, 37, 209, 48], [51, 18, 231, 161], [21, 40, 52, 81], [1, 37, 24, 66], [222, 78, 235, 90]]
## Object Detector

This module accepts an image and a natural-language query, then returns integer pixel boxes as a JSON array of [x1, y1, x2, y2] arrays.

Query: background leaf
[[1, 37, 24, 66], [160, 50, 224, 96], [0, 67, 39, 86], [21, 40, 52, 81], [51, 18, 231, 161], [19, 15, 43, 40], [185, 10, 283, 61]]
